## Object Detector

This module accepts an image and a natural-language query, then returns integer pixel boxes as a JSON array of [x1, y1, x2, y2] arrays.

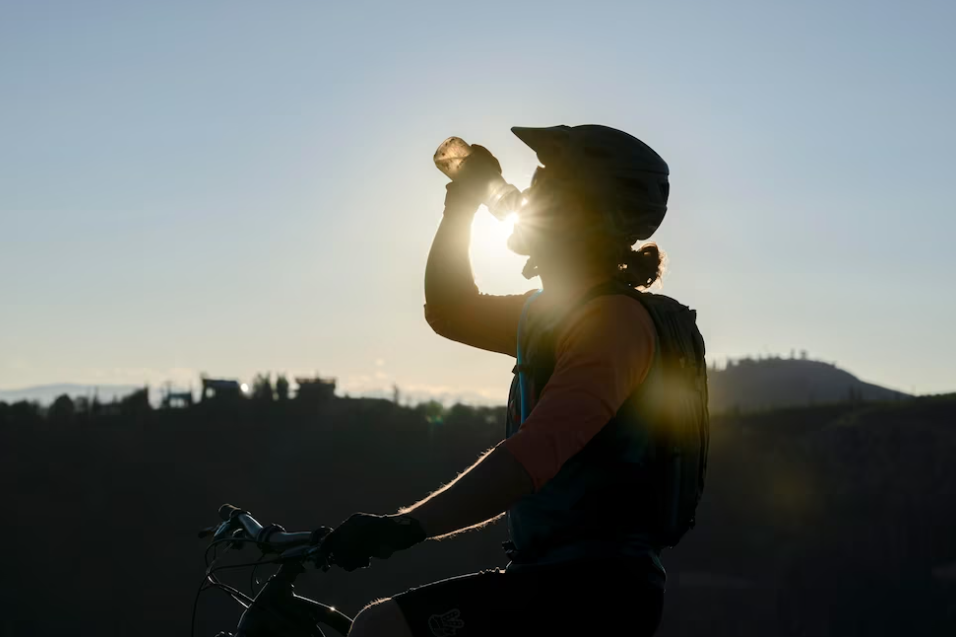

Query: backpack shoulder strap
[[515, 280, 637, 422], [515, 290, 544, 423], [520, 280, 628, 362]]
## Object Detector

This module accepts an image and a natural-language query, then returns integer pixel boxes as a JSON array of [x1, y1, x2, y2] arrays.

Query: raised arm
[[424, 178, 532, 357], [424, 182, 482, 308]]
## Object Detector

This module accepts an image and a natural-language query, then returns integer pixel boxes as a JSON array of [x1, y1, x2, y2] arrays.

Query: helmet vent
[[659, 182, 670, 201]]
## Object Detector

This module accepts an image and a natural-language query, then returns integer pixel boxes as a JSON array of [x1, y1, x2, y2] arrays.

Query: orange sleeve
[[424, 291, 537, 357], [503, 295, 657, 491]]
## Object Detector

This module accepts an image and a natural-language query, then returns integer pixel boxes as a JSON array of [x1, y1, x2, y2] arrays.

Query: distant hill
[[707, 357, 910, 413], [0, 383, 140, 405]]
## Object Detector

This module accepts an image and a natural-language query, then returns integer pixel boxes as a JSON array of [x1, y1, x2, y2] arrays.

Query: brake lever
[[311, 547, 333, 572], [197, 524, 219, 540], [308, 526, 333, 571], [267, 529, 333, 569], [213, 519, 236, 543], [198, 519, 236, 542], [307, 537, 334, 571]]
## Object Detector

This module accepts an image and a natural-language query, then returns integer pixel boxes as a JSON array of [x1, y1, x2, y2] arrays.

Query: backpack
[[636, 290, 710, 546], [515, 281, 709, 548]]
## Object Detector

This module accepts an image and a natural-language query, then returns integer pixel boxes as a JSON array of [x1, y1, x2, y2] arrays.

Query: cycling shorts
[[393, 557, 664, 637]]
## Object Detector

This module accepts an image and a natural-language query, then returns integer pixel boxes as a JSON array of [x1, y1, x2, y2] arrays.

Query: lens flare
[[468, 211, 529, 293]]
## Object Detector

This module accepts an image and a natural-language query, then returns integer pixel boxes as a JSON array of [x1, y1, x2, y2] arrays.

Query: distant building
[[294, 376, 336, 403], [161, 391, 194, 409], [201, 379, 242, 402]]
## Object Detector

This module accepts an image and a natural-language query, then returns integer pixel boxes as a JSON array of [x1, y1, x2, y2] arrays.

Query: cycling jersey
[[425, 280, 670, 582]]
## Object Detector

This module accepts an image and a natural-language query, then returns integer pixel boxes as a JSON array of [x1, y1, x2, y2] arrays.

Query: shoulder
[[561, 293, 656, 343], [549, 292, 657, 375], [550, 292, 658, 387]]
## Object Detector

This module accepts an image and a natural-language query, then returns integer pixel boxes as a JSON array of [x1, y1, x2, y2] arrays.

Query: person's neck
[[538, 261, 610, 304]]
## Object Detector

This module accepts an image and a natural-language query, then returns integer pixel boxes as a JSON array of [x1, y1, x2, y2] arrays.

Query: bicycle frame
[[232, 562, 352, 637]]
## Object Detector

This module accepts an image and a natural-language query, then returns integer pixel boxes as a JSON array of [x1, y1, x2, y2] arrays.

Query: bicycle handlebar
[[196, 505, 351, 637], [213, 503, 327, 556]]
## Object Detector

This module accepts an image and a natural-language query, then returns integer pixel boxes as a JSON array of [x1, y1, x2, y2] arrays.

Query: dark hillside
[[1, 394, 954, 636]]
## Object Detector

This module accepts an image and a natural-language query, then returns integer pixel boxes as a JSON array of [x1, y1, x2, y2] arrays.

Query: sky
[[2, 0, 954, 402]]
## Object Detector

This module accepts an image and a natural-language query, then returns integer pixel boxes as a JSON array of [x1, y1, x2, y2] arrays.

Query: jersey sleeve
[[503, 295, 657, 491], [424, 291, 537, 358]]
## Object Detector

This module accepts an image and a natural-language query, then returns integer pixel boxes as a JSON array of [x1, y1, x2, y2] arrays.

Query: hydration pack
[[636, 289, 710, 546], [513, 281, 709, 549]]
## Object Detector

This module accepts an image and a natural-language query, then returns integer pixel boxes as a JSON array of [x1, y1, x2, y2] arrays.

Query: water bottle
[[433, 137, 521, 219]]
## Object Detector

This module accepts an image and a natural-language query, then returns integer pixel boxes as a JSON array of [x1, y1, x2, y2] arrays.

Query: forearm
[[424, 206, 480, 308], [400, 444, 533, 539]]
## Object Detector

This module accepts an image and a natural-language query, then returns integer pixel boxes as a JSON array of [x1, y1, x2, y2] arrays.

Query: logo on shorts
[[428, 608, 464, 636]]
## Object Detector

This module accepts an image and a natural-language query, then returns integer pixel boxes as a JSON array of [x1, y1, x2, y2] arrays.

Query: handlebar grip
[[218, 503, 243, 521]]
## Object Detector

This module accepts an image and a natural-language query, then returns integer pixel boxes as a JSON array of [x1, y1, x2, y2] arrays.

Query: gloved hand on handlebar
[[322, 513, 426, 571]]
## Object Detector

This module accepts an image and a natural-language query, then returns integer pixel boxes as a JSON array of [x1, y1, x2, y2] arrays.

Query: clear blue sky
[[2, 0, 954, 400]]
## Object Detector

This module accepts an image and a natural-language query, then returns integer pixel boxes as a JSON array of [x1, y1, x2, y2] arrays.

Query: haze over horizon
[[3, 1, 955, 399], [0, 351, 933, 408]]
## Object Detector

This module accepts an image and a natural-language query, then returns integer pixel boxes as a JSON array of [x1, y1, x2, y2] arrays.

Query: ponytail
[[617, 242, 665, 289]]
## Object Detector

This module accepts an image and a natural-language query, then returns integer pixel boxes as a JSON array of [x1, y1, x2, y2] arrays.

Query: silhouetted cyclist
[[322, 125, 709, 637]]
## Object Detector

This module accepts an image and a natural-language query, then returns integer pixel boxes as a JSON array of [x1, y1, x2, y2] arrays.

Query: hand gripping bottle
[[433, 137, 521, 219]]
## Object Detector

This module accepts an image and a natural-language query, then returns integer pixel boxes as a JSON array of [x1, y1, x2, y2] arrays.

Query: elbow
[[424, 304, 475, 346], [503, 432, 561, 493], [424, 304, 455, 338]]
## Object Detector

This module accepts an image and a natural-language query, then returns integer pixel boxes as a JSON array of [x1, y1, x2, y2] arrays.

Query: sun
[[469, 211, 534, 294], [474, 211, 517, 243]]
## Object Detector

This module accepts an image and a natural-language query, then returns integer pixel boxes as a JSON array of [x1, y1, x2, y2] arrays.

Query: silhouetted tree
[[416, 400, 445, 424], [120, 388, 151, 416], [275, 375, 290, 401], [4, 400, 40, 425], [252, 373, 274, 402], [444, 403, 477, 426], [49, 394, 76, 422]]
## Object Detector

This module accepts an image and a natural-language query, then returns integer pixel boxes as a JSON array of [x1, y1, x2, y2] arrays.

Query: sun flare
[[469, 211, 533, 293], [470, 211, 516, 255]]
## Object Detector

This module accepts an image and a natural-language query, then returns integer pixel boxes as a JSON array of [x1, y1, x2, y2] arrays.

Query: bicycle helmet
[[512, 125, 670, 241]]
